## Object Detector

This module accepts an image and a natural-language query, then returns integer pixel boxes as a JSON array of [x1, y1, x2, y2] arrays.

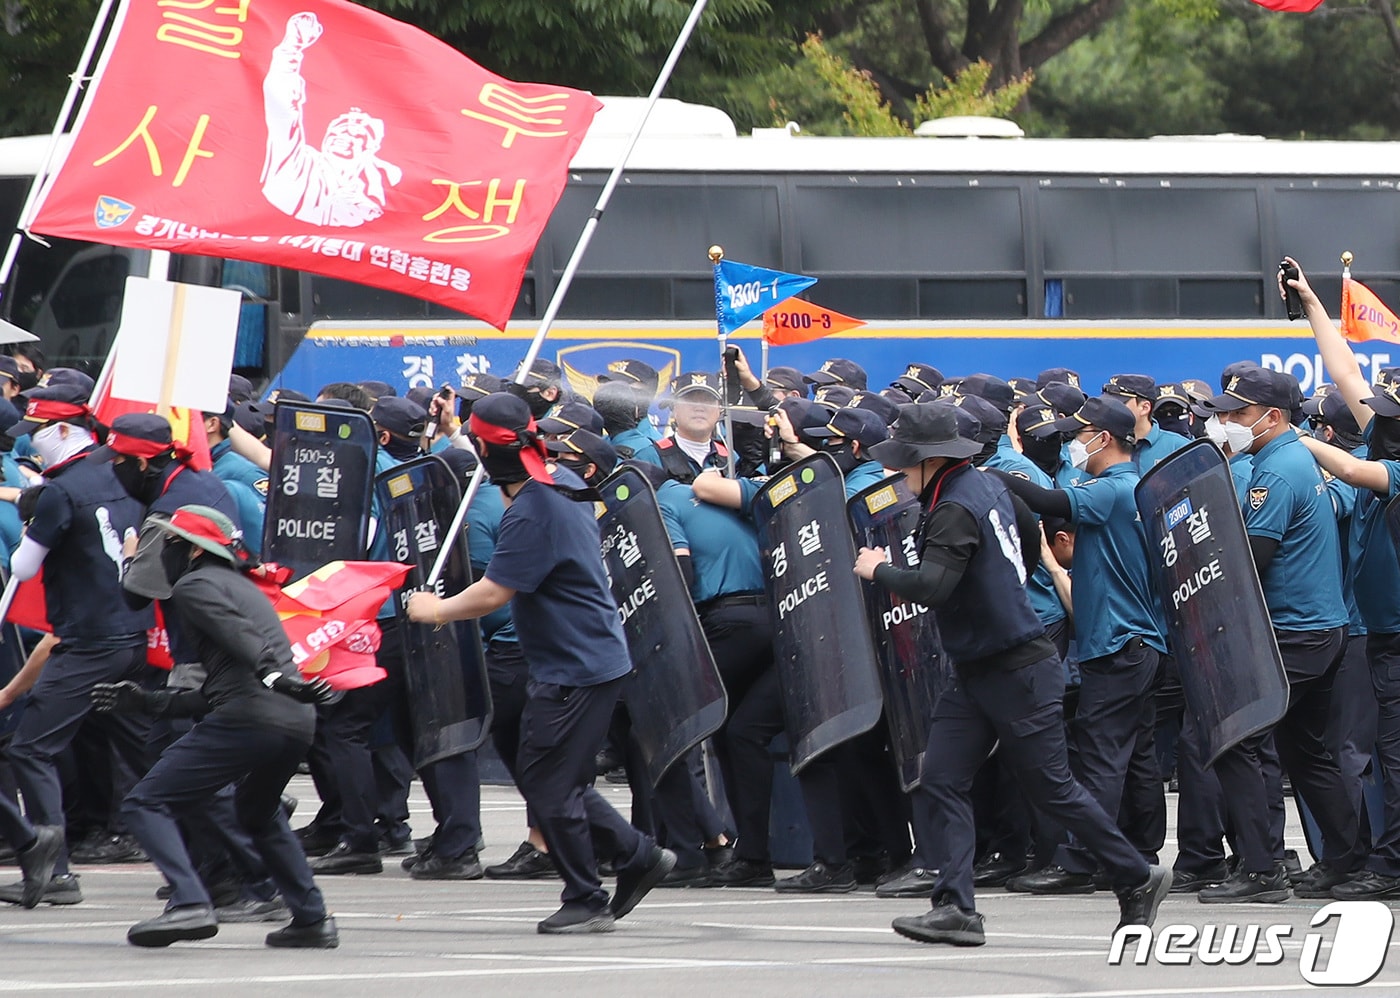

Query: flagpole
[[0, 0, 122, 291], [1342, 250, 1353, 282], [428, 0, 714, 589], [710, 246, 738, 477]]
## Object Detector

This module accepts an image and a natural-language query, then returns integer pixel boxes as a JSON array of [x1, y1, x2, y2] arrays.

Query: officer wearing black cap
[[0, 356, 23, 402], [4, 384, 155, 903], [546, 429, 618, 486], [812, 383, 857, 413], [1279, 258, 1400, 900], [758, 366, 807, 402], [408, 392, 675, 933], [850, 390, 901, 427], [537, 401, 605, 439], [94, 504, 337, 948], [227, 375, 255, 405], [595, 359, 662, 398], [1102, 374, 1190, 474], [592, 381, 662, 466], [806, 408, 888, 495], [805, 358, 867, 392], [991, 396, 1170, 895], [1037, 368, 1082, 391], [1015, 403, 1066, 481], [1152, 384, 1200, 441], [889, 364, 943, 401], [1195, 363, 1363, 901], [956, 374, 1017, 416], [655, 373, 735, 484], [519, 357, 568, 419], [855, 403, 1169, 946]]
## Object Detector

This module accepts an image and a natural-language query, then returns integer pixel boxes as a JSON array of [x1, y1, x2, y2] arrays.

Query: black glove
[[16, 485, 44, 524], [265, 673, 335, 704], [91, 681, 153, 714]]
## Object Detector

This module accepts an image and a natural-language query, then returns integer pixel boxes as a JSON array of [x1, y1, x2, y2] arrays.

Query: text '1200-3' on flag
[[27, 0, 601, 330]]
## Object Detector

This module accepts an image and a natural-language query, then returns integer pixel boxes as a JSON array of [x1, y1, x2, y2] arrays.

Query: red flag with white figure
[[28, 0, 600, 330]]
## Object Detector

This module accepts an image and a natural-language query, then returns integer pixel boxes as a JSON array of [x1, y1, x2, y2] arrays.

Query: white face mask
[[1068, 432, 1103, 471], [30, 423, 90, 470], [1222, 410, 1271, 455], [1203, 415, 1229, 449]]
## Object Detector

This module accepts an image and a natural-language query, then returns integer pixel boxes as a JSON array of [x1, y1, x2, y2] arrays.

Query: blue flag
[[714, 259, 817, 336]]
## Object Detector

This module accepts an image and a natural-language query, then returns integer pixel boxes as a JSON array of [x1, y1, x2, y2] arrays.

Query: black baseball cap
[[359, 380, 396, 402], [1102, 374, 1158, 402], [763, 366, 807, 395], [849, 390, 901, 426], [1037, 382, 1087, 417], [807, 407, 889, 450], [804, 358, 868, 390], [1037, 368, 1082, 390], [458, 373, 506, 402], [954, 393, 1007, 443], [1016, 403, 1063, 440], [1008, 376, 1039, 400], [890, 363, 943, 398], [227, 374, 254, 404], [233, 400, 269, 438], [547, 429, 619, 476], [521, 358, 562, 387], [596, 359, 661, 396], [1051, 395, 1137, 442], [1153, 383, 1192, 413], [956, 373, 1016, 414], [812, 384, 857, 412], [0, 356, 24, 388], [371, 396, 427, 437], [669, 371, 723, 403], [1306, 390, 1363, 437], [1363, 381, 1400, 418], [538, 400, 605, 436], [1204, 367, 1297, 413]]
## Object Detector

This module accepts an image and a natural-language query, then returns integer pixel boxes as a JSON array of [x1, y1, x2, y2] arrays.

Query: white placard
[[110, 276, 240, 413]]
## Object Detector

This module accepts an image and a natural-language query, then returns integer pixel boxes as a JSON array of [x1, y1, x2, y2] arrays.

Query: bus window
[[222, 260, 275, 371], [35, 247, 131, 369], [920, 279, 1027, 319], [1179, 279, 1263, 318]]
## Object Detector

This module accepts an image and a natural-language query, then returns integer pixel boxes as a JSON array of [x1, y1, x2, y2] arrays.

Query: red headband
[[107, 430, 172, 460], [24, 399, 86, 424], [468, 412, 555, 485]]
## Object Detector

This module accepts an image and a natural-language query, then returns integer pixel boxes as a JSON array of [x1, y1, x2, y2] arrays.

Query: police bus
[[2, 101, 1398, 398]]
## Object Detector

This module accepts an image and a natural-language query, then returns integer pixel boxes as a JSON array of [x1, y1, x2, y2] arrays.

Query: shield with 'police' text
[[264, 401, 375, 579], [848, 475, 949, 792], [597, 466, 727, 789], [1136, 440, 1287, 766], [376, 456, 491, 767], [752, 453, 883, 774]]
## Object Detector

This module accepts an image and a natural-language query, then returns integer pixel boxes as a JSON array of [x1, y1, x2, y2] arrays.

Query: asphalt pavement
[[0, 779, 1398, 996]]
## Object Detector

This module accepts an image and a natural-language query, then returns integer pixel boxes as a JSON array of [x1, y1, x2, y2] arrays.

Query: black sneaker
[[851, 854, 890, 886], [295, 824, 341, 858], [611, 846, 676, 918], [308, 842, 382, 875], [267, 916, 339, 949], [16, 826, 63, 909], [410, 850, 484, 881], [378, 832, 414, 857], [1332, 870, 1400, 901], [1005, 864, 1096, 895], [485, 841, 556, 880], [875, 866, 938, 899], [216, 898, 291, 923], [69, 833, 146, 864], [538, 903, 615, 935], [1283, 849, 1304, 885], [1198, 864, 1290, 904], [774, 861, 857, 894], [1169, 862, 1230, 894], [1116, 866, 1172, 930], [127, 904, 218, 947], [1293, 863, 1352, 899], [0, 873, 82, 906], [709, 858, 775, 888], [656, 863, 712, 888], [972, 852, 1027, 888], [891, 900, 986, 947]]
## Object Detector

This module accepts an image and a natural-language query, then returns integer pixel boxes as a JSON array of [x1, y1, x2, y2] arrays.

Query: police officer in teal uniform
[[1101, 374, 1191, 474]]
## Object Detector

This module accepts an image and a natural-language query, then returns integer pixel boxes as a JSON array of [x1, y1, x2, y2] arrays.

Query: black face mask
[[1021, 433, 1062, 474], [113, 459, 166, 505], [478, 446, 531, 486], [381, 433, 418, 461], [972, 439, 998, 467], [0, 432, 14, 454], [557, 456, 606, 486], [826, 441, 861, 476], [1157, 412, 1192, 439], [525, 391, 554, 420], [15, 370, 37, 393], [1369, 416, 1400, 462], [160, 538, 193, 586]]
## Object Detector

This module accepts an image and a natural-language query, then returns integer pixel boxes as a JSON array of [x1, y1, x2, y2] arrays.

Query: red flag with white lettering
[[28, 0, 600, 329]]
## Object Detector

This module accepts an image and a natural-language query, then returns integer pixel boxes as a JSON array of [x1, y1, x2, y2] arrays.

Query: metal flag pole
[[0, 0, 123, 291], [426, 0, 714, 588], [711, 245, 736, 477]]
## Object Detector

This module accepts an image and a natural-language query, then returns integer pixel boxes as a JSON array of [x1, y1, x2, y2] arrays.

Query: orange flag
[[762, 298, 866, 346], [1341, 278, 1400, 344]]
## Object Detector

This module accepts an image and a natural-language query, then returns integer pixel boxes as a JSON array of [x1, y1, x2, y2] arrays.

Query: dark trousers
[[1366, 632, 1400, 876], [837, 721, 912, 869], [485, 639, 537, 830], [922, 654, 1148, 913], [1213, 627, 1363, 873], [123, 713, 326, 923], [8, 642, 154, 876], [306, 679, 393, 853], [515, 675, 650, 910], [1173, 707, 1227, 873], [1057, 639, 1163, 873]]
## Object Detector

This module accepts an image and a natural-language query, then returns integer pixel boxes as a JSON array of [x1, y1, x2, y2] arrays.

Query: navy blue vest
[[151, 464, 240, 662], [921, 463, 1045, 666]]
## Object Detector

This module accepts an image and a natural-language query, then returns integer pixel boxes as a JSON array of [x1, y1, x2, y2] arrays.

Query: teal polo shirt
[[1132, 423, 1191, 475], [658, 480, 764, 604], [1243, 431, 1348, 631], [1064, 461, 1167, 660]]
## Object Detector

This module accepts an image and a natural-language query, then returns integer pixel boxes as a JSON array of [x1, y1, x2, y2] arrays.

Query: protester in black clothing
[[93, 505, 337, 948]]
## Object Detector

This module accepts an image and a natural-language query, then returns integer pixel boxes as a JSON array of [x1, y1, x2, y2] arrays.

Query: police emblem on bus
[[94, 196, 135, 229]]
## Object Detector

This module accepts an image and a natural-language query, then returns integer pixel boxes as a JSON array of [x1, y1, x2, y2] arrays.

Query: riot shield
[[375, 456, 491, 767], [597, 466, 727, 789], [751, 453, 884, 773], [1136, 440, 1288, 766], [264, 402, 376, 579], [848, 475, 948, 792]]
